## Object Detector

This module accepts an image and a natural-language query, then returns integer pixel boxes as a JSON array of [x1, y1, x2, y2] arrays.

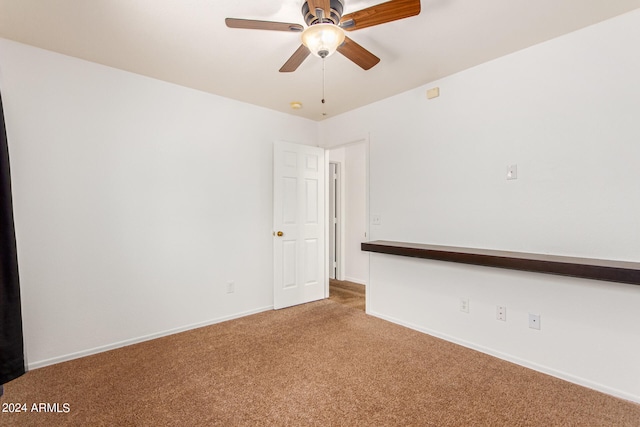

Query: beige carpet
[[329, 279, 365, 311], [2, 299, 639, 426]]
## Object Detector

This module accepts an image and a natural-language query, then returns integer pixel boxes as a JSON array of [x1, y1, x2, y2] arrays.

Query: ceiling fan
[[225, 0, 421, 72]]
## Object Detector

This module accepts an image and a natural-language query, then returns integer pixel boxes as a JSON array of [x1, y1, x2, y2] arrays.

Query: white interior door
[[273, 141, 325, 309]]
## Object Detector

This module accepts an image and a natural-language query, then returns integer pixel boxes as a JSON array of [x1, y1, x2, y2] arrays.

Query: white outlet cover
[[371, 214, 381, 225], [496, 306, 507, 321], [507, 164, 518, 180]]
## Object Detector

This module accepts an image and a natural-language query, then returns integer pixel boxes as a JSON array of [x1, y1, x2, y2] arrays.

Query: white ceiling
[[1, 0, 639, 121]]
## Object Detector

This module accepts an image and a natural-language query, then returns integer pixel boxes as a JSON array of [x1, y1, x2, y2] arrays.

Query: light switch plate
[[507, 164, 518, 180]]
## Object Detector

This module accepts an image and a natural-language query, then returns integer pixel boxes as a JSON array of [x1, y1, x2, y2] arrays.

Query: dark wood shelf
[[361, 240, 640, 286]]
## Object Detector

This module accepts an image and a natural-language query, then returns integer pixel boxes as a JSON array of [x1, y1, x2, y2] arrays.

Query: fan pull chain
[[321, 58, 327, 116]]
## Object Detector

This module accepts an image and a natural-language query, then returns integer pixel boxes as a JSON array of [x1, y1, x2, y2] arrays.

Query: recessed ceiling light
[[290, 102, 303, 110]]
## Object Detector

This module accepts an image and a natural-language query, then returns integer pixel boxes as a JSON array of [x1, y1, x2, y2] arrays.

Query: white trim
[[367, 310, 640, 404], [27, 306, 274, 370], [338, 158, 346, 281], [344, 276, 367, 286], [328, 161, 342, 281], [324, 152, 331, 298]]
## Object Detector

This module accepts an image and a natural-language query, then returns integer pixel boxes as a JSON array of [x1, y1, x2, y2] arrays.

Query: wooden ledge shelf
[[361, 240, 640, 286]]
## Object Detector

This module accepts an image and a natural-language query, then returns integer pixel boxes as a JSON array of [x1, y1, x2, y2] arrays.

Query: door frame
[[328, 161, 342, 281]]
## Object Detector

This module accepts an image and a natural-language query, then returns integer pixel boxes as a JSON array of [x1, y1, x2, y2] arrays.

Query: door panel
[[305, 179, 318, 223], [304, 238, 319, 284], [283, 177, 298, 224], [282, 241, 297, 288], [274, 141, 325, 309]]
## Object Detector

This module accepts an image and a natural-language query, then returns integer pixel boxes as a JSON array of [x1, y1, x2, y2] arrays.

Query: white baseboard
[[27, 305, 274, 370], [343, 276, 367, 286], [368, 310, 640, 404]]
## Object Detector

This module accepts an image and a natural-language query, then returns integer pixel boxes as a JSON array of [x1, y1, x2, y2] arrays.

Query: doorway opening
[[327, 139, 369, 311]]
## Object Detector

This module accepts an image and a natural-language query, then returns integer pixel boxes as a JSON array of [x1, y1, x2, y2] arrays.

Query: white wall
[[320, 9, 640, 402], [328, 143, 368, 285], [0, 38, 319, 368], [343, 143, 368, 285]]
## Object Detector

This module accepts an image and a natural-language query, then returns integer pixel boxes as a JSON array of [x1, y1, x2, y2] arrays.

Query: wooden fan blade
[[337, 36, 380, 70], [307, 0, 332, 19], [225, 18, 303, 32], [280, 45, 312, 72], [339, 0, 421, 31]]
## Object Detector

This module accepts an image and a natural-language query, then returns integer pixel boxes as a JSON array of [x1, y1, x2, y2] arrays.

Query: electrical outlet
[[371, 214, 381, 225], [496, 306, 506, 321], [460, 298, 469, 313], [227, 281, 235, 294], [529, 313, 541, 330]]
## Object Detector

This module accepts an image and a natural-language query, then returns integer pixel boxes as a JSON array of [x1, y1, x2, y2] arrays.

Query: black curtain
[[0, 89, 25, 392]]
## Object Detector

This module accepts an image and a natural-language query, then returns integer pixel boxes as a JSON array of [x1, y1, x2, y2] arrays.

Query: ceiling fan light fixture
[[301, 23, 345, 59]]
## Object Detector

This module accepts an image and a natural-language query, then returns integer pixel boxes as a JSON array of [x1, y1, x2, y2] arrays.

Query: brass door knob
[[276, 231, 284, 237]]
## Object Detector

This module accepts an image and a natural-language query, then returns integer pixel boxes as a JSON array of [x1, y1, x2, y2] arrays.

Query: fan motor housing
[[302, 0, 344, 26]]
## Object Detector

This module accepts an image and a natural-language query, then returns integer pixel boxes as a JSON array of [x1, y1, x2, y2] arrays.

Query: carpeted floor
[[329, 279, 365, 311], [2, 298, 639, 426]]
